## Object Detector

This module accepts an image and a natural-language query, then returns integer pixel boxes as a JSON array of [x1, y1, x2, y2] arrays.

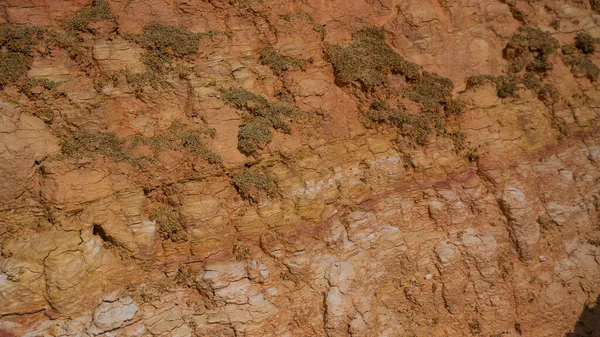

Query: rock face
[[1, 0, 600, 336], [500, 187, 540, 261]]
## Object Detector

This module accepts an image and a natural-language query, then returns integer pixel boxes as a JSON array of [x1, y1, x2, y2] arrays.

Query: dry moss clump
[[231, 169, 276, 203], [149, 205, 187, 242], [467, 27, 563, 103], [0, 24, 43, 88], [363, 101, 443, 146], [221, 88, 298, 155], [260, 49, 307, 75], [404, 72, 458, 113], [325, 27, 461, 114], [504, 26, 559, 74], [324, 27, 419, 89], [59, 131, 137, 164], [237, 118, 273, 155], [574, 32, 597, 54], [562, 36, 600, 82], [124, 23, 215, 89], [60, 121, 221, 165], [591, 0, 600, 13], [130, 23, 202, 58], [64, 0, 116, 34], [137, 121, 221, 164]]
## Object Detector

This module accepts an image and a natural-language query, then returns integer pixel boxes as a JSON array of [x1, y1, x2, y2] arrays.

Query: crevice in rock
[[92, 224, 115, 245]]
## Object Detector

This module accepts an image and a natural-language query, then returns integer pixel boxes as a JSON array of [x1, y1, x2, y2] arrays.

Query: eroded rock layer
[[1, 0, 599, 336]]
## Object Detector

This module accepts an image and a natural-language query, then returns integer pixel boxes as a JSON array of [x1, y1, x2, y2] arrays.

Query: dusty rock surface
[[1, 0, 600, 336]]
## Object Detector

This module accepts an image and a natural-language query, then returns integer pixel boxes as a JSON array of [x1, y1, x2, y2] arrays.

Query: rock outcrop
[[1, 0, 599, 336]]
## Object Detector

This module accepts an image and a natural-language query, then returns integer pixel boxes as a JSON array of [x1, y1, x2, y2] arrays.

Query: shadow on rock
[[565, 294, 600, 337]]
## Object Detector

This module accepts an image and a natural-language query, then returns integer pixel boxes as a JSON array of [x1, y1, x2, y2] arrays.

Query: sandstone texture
[[1, 0, 600, 336]]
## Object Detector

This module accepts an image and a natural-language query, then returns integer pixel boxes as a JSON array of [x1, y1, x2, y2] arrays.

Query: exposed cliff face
[[1, 0, 599, 336]]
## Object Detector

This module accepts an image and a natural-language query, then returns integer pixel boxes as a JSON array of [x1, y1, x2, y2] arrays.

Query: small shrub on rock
[[324, 26, 419, 89], [221, 88, 299, 155], [363, 100, 443, 146], [0, 24, 43, 88], [237, 117, 273, 155], [260, 49, 307, 75], [504, 26, 559, 74], [150, 206, 187, 242], [231, 169, 276, 203], [64, 0, 116, 34], [574, 32, 597, 54], [59, 131, 136, 164]]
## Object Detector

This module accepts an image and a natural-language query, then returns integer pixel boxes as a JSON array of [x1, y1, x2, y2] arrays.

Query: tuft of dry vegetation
[[129, 23, 202, 58], [149, 205, 187, 242], [323, 27, 465, 146], [465, 74, 519, 98], [591, 0, 600, 13], [0, 24, 43, 88], [562, 35, 599, 82], [403, 72, 455, 113], [231, 169, 276, 203], [466, 27, 564, 105], [449, 131, 466, 153], [123, 23, 222, 90], [504, 26, 559, 74], [260, 49, 307, 75], [0, 22, 98, 91], [135, 121, 221, 164], [574, 32, 597, 54], [221, 88, 299, 155], [537, 83, 560, 106], [45, 30, 94, 70], [237, 117, 273, 155], [60, 121, 221, 165], [59, 131, 137, 164], [324, 27, 419, 89], [221, 87, 268, 109], [522, 72, 542, 91], [325, 27, 461, 114], [363, 100, 443, 146], [499, 0, 526, 23], [64, 0, 116, 34], [126, 23, 198, 79]]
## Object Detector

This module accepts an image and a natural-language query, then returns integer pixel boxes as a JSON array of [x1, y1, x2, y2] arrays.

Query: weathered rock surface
[[1, 0, 599, 336]]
